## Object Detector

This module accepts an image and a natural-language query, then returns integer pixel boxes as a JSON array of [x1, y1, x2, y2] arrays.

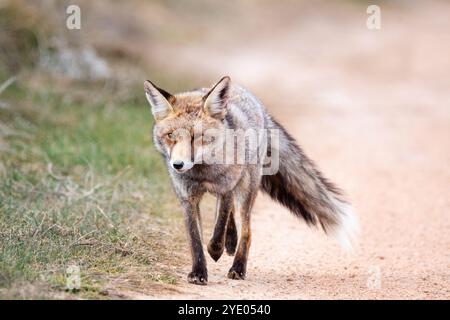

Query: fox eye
[[167, 132, 174, 140]]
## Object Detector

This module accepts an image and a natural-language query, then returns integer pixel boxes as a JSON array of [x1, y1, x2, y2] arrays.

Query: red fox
[[144, 76, 358, 285]]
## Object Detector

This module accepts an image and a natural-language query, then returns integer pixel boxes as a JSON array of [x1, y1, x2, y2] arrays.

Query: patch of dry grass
[[0, 73, 185, 299]]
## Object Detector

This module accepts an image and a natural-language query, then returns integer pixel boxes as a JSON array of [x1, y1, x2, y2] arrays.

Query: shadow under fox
[[144, 77, 358, 285]]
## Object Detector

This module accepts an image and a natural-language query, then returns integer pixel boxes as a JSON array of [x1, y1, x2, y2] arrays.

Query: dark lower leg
[[183, 201, 207, 285], [225, 208, 238, 255], [228, 191, 256, 280], [208, 193, 234, 261]]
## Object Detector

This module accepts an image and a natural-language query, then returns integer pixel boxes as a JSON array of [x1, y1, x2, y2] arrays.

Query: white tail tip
[[332, 201, 359, 251]]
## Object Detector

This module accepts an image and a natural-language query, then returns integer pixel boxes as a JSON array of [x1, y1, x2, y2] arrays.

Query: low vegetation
[[0, 73, 186, 299], [0, 0, 186, 299]]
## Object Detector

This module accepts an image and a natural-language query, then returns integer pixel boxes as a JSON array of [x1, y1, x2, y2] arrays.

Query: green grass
[[0, 75, 183, 299]]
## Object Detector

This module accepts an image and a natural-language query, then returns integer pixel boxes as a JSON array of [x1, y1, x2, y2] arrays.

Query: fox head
[[144, 76, 231, 173]]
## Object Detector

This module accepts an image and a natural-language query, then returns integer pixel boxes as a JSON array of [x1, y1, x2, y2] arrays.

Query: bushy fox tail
[[260, 118, 359, 250]]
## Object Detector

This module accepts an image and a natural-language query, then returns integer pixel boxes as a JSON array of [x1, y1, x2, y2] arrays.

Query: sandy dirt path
[[124, 1, 450, 299], [146, 100, 449, 300]]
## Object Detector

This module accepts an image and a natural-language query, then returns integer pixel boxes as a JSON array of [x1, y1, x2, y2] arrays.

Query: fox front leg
[[227, 169, 260, 280], [207, 192, 234, 261], [228, 186, 257, 280], [181, 199, 208, 285]]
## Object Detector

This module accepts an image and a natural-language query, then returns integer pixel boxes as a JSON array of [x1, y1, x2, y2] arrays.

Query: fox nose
[[172, 160, 184, 170]]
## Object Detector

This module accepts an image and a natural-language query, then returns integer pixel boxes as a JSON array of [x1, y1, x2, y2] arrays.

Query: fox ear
[[144, 80, 175, 121], [203, 76, 231, 120]]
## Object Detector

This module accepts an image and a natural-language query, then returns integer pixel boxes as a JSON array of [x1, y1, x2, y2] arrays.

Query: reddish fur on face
[[154, 93, 225, 153]]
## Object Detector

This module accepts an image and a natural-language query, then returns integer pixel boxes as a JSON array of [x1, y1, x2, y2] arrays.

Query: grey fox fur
[[144, 76, 358, 285]]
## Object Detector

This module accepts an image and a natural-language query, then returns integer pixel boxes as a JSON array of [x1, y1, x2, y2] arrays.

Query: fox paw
[[207, 241, 224, 262], [227, 266, 246, 280], [187, 271, 208, 285]]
